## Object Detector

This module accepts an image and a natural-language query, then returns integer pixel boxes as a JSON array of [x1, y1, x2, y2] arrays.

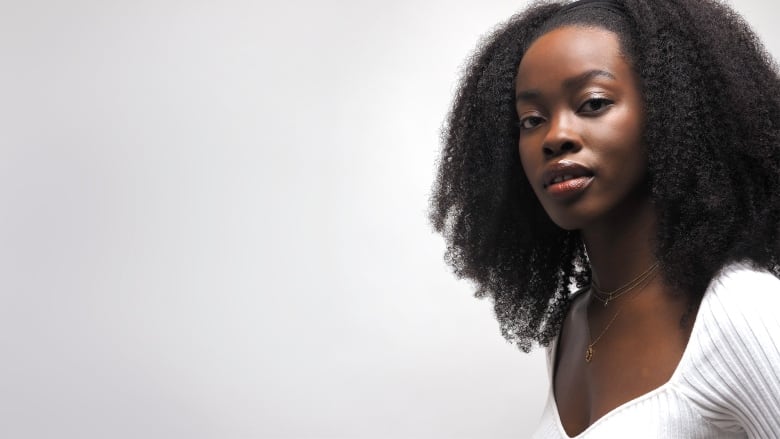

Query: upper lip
[[542, 160, 594, 188]]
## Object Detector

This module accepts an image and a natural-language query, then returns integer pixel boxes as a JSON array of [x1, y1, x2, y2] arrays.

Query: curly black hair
[[430, 0, 780, 352]]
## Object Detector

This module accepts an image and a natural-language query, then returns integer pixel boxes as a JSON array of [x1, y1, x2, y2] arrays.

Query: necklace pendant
[[585, 346, 594, 362]]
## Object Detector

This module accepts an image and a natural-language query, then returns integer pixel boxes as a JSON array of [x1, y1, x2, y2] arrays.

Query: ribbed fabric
[[531, 264, 780, 438]]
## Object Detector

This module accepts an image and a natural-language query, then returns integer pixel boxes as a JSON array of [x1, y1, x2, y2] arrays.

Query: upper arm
[[704, 267, 780, 438]]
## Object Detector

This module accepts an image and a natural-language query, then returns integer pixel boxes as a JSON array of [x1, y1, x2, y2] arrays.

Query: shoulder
[[708, 262, 780, 303], [681, 263, 780, 436], [697, 263, 780, 372], [703, 263, 780, 332]]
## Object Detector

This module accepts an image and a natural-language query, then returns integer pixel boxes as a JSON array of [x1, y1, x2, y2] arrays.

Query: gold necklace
[[591, 262, 659, 307], [585, 308, 621, 362], [585, 266, 658, 363]]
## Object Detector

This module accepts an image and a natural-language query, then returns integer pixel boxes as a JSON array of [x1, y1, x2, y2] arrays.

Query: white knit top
[[531, 264, 780, 438]]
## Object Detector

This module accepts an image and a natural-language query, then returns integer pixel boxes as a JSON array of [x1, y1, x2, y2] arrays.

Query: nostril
[[561, 141, 575, 151], [543, 146, 555, 156]]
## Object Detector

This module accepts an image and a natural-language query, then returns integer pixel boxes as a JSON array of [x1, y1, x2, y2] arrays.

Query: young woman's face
[[515, 26, 648, 231]]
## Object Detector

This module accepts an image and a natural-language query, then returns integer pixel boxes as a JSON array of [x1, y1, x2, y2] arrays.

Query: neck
[[582, 197, 657, 292]]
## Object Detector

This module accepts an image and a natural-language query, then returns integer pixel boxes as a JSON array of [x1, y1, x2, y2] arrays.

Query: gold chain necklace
[[591, 262, 659, 307], [585, 308, 621, 362], [585, 264, 658, 363]]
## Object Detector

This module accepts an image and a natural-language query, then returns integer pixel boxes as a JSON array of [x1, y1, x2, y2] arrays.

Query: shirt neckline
[[547, 278, 713, 438]]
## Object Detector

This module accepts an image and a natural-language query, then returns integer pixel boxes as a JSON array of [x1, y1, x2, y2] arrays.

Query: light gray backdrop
[[1, 1, 778, 438]]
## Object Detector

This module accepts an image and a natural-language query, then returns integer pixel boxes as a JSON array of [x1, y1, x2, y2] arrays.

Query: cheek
[[519, 150, 530, 177], [517, 147, 542, 200], [618, 123, 647, 178], [598, 113, 646, 179], [601, 145, 648, 193], [518, 136, 540, 175], [518, 147, 539, 190]]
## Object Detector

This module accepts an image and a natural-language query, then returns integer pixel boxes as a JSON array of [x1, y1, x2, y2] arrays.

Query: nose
[[542, 113, 581, 158]]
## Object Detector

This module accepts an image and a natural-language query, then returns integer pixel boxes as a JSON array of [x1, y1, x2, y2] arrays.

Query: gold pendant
[[585, 346, 593, 362]]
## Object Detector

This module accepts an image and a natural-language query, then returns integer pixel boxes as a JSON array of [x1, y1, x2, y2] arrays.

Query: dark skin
[[515, 26, 696, 436]]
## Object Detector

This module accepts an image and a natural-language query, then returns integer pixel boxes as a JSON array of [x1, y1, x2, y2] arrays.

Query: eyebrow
[[515, 69, 617, 102]]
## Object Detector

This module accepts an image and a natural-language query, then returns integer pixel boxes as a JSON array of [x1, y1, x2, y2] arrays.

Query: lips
[[541, 160, 594, 197]]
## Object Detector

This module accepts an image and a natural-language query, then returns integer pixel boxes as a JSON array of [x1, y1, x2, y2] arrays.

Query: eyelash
[[517, 116, 544, 130], [579, 97, 613, 113], [517, 98, 614, 130]]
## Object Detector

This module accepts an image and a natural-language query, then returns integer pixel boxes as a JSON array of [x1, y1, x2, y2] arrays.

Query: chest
[[552, 298, 692, 437], [534, 389, 746, 439]]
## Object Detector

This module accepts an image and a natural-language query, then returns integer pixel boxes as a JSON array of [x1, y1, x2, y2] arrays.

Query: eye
[[518, 115, 545, 130], [579, 98, 613, 114]]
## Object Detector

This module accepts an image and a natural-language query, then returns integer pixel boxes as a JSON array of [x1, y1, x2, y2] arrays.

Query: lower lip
[[546, 176, 594, 198]]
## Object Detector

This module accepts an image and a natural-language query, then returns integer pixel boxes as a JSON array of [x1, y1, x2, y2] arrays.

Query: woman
[[430, 0, 780, 437]]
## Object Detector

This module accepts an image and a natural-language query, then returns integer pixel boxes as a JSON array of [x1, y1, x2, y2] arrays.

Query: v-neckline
[[548, 285, 708, 438]]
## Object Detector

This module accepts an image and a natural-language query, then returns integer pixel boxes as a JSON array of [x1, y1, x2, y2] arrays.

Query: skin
[[515, 26, 696, 436]]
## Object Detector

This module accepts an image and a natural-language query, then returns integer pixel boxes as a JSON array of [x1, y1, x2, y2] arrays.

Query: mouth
[[542, 161, 595, 197], [547, 174, 587, 186]]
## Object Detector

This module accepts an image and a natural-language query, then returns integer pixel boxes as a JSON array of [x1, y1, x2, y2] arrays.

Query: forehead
[[516, 26, 629, 88]]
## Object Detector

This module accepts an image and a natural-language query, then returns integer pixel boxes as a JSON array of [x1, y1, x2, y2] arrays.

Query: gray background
[[1, 1, 778, 438]]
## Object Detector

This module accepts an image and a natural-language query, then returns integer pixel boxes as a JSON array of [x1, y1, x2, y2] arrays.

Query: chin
[[543, 207, 596, 231], [549, 217, 586, 231]]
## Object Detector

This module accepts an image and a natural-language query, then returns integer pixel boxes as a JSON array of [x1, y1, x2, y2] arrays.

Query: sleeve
[[695, 267, 780, 438]]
